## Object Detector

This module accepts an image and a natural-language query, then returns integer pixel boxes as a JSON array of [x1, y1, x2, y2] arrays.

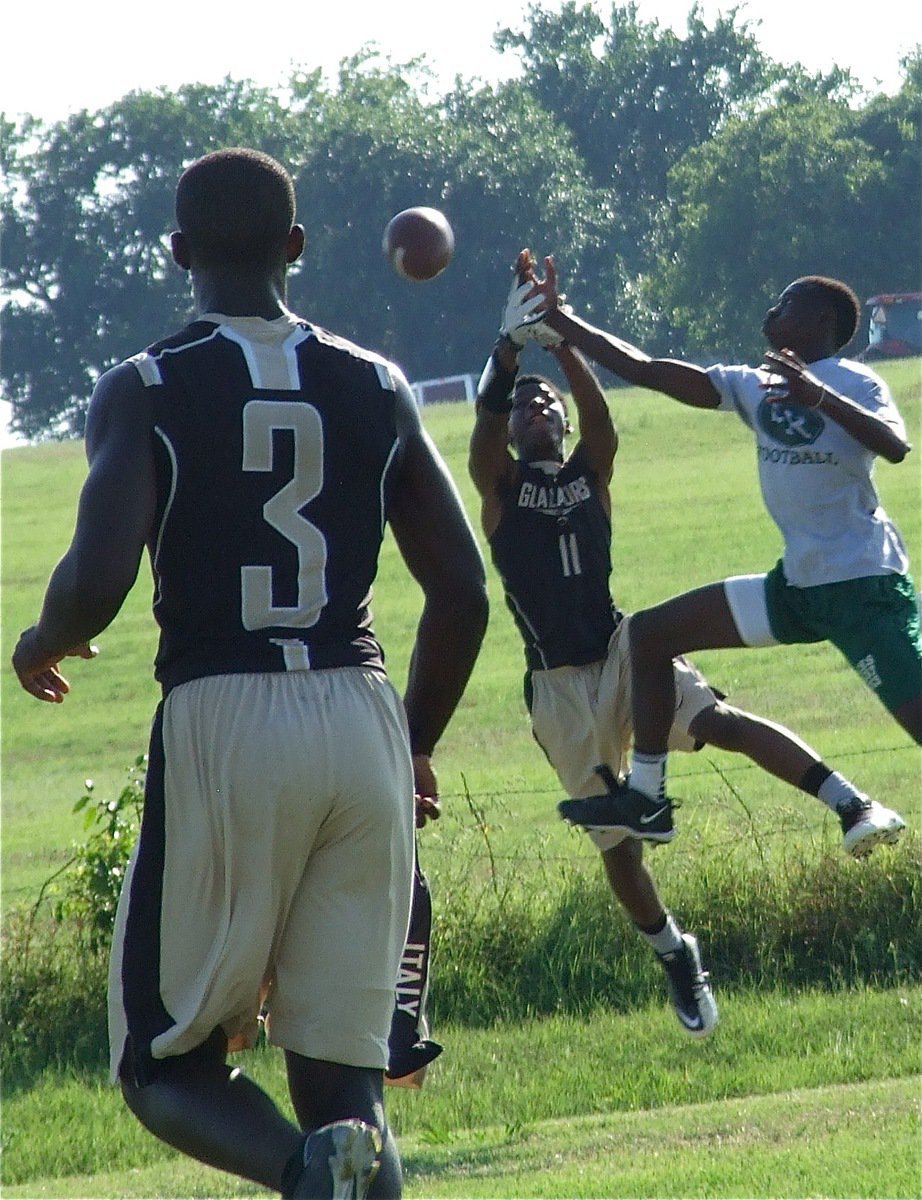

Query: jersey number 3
[[240, 400, 328, 630]]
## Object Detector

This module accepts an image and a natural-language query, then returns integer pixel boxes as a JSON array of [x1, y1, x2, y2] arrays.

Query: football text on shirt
[[757, 444, 840, 466]]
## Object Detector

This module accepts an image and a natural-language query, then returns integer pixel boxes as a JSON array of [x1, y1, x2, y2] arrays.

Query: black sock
[[636, 913, 667, 936], [799, 761, 832, 797]]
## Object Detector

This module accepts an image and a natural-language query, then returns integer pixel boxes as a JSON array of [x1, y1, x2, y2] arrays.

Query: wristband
[[476, 349, 517, 414]]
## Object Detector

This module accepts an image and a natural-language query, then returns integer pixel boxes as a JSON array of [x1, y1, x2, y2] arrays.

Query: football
[[383, 207, 455, 282]]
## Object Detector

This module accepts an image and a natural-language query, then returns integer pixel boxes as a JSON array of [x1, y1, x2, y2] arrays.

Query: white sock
[[639, 912, 683, 956], [817, 772, 864, 813], [630, 752, 666, 801]]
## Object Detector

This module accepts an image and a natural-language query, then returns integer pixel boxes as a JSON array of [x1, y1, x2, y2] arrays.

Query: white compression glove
[[499, 277, 546, 347]]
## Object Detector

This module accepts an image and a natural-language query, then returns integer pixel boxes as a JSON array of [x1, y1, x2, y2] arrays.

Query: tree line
[[2, 1, 919, 440]]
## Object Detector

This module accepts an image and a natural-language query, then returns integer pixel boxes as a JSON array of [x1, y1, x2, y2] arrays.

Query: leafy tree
[[2, 30, 917, 439], [2, 56, 605, 432], [651, 83, 919, 361], [285, 53, 471, 375], [496, 1, 777, 283], [442, 80, 614, 330], [1, 82, 306, 439], [285, 54, 609, 383], [846, 58, 922, 295]]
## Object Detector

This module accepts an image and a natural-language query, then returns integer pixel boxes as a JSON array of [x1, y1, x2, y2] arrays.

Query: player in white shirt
[[530, 260, 918, 853]]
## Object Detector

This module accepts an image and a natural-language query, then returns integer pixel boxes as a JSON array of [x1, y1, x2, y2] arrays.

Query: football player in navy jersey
[[12, 148, 488, 1200], [528, 255, 915, 850], [468, 252, 907, 1039]]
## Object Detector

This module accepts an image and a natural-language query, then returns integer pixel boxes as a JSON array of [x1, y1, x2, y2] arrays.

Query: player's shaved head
[[176, 148, 296, 270], [791, 275, 861, 349]]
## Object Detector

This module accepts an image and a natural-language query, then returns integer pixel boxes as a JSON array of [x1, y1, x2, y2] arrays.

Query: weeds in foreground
[[3, 763, 918, 1087], [429, 827, 920, 1025]]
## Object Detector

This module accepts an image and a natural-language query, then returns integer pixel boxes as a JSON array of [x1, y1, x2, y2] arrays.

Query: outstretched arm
[[469, 250, 543, 536], [469, 335, 519, 538], [537, 256, 721, 410]]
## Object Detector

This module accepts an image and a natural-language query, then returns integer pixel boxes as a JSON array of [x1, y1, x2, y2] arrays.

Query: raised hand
[[500, 250, 565, 349], [499, 252, 545, 347]]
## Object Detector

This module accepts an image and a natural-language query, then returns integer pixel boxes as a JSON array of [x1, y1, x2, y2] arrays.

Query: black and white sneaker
[[657, 933, 718, 1038], [838, 797, 906, 858], [293, 1119, 382, 1199], [558, 785, 675, 842]]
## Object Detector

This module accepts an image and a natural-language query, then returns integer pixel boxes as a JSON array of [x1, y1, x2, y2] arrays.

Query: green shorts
[[764, 562, 922, 715]]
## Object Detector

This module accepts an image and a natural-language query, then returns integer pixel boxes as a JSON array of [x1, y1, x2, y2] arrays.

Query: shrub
[[0, 908, 109, 1089], [52, 756, 145, 953], [1, 758, 143, 1086]]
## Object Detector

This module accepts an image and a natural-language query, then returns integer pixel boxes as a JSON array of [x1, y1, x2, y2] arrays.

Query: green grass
[[3, 986, 920, 1195], [2, 358, 921, 1197], [5, 832, 917, 1090], [5, 1076, 920, 1198], [3, 360, 920, 905]]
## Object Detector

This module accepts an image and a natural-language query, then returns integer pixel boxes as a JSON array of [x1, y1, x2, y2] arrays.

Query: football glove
[[499, 276, 545, 347]]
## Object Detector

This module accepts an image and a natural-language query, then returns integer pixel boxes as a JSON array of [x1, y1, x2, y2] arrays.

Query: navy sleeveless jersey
[[130, 315, 403, 692], [489, 449, 619, 671]]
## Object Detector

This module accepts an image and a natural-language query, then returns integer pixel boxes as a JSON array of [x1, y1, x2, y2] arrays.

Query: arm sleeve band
[[476, 348, 517, 414]]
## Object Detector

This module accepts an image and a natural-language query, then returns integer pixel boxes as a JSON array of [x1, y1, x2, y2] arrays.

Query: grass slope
[[3, 986, 920, 1195], [4, 1078, 918, 1199], [2, 359, 920, 1198], [3, 361, 920, 906]]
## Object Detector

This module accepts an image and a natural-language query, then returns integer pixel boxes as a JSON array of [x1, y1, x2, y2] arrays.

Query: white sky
[[1, 0, 917, 446], [0, 0, 917, 123]]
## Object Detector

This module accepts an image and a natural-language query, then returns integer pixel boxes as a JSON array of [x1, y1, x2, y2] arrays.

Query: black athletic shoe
[[385, 1038, 443, 1089], [558, 785, 675, 842], [292, 1120, 382, 1200], [657, 933, 718, 1038], [837, 796, 906, 858]]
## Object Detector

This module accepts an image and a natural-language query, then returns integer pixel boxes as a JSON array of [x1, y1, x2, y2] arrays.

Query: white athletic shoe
[[838, 797, 906, 858]]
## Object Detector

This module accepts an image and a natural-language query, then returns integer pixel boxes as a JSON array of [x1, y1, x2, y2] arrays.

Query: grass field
[[3, 988, 921, 1196], [2, 358, 921, 1197], [3, 360, 920, 904]]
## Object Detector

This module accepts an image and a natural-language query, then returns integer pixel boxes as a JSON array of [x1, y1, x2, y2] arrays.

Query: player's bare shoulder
[[84, 358, 154, 450]]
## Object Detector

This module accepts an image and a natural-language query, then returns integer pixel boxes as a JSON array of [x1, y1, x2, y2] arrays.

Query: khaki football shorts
[[109, 667, 414, 1084], [529, 616, 717, 851]]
